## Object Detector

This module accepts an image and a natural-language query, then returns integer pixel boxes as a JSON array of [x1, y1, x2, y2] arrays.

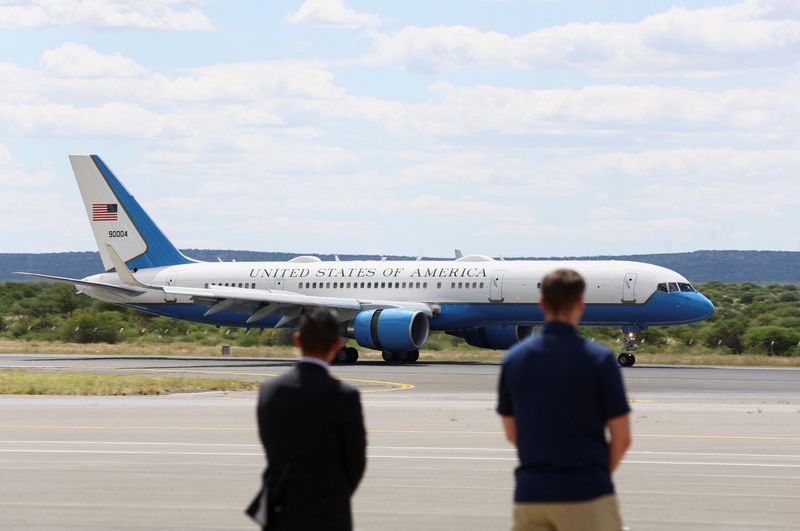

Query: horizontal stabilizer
[[14, 272, 145, 295]]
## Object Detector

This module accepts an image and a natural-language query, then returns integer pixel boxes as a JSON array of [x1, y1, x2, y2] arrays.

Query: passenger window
[[333, 282, 338, 289], [657, 283, 668, 293], [437, 282, 442, 289], [668, 282, 679, 293], [325, 282, 330, 289], [458, 282, 463, 289], [298, 283, 302, 289], [253, 283, 257, 289], [451, 282, 455, 289], [238, 283, 243, 288], [423, 282, 427, 288], [224, 282, 229, 287], [381, 282, 386, 288], [479, 282, 484, 289], [346, 282, 351, 288], [472, 282, 477, 288]]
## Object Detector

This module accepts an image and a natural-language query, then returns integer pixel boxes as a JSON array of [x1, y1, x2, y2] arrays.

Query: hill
[[0, 249, 798, 284]]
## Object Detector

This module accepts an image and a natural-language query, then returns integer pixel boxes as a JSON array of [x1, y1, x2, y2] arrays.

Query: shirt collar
[[299, 356, 330, 371], [541, 321, 579, 335]]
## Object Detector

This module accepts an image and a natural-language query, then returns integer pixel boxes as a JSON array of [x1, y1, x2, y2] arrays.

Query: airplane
[[17, 155, 715, 367]]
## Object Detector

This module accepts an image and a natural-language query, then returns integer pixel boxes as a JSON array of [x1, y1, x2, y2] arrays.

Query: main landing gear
[[382, 350, 420, 364], [618, 325, 639, 368], [334, 346, 359, 364]]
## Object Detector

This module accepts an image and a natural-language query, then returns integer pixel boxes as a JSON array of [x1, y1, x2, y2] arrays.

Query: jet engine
[[353, 308, 430, 352], [461, 324, 533, 350]]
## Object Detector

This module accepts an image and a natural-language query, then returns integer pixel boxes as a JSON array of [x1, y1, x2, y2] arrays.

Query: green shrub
[[743, 326, 800, 356], [704, 319, 747, 353], [778, 291, 800, 303], [60, 310, 122, 343]]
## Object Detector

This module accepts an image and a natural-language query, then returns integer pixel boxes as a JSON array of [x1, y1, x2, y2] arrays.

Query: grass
[[0, 370, 261, 396], [1, 339, 799, 367]]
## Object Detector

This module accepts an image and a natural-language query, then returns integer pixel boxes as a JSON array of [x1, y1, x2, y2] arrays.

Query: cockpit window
[[678, 283, 695, 292], [668, 282, 679, 293], [657, 283, 668, 293]]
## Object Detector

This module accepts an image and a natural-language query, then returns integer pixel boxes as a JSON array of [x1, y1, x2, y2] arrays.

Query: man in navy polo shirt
[[497, 269, 631, 531]]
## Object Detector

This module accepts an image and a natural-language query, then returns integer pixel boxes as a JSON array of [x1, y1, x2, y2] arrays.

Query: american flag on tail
[[92, 203, 118, 221]]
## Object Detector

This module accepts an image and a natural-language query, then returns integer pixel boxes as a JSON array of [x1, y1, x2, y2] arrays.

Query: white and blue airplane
[[17, 155, 714, 366]]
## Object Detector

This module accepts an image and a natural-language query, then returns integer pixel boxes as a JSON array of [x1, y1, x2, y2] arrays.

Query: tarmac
[[1, 354, 799, 530]]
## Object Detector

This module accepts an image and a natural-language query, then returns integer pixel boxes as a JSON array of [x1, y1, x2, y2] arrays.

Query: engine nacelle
[[461, 325, 533, 350], [353, 308, 430, 352]]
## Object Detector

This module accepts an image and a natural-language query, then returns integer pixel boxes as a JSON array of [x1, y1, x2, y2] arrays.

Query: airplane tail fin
[[69, 155, 194, 271]]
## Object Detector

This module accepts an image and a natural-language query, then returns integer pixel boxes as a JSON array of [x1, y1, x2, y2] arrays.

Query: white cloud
[[0, 144, 11, 165], [325, 81, 800, 142], [0, 0, 213, 30], [363, 0, 800, 75], [285, 0, 383, 28], [41, 43, 147, 78]]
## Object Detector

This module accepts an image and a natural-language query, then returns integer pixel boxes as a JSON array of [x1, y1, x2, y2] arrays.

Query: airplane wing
[[14, 272, 146, 296], [162, 285, 434, 327]]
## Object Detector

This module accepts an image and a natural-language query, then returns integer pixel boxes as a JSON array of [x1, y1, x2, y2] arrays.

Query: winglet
[[454, 249, 463, 259], [105, 244, 150, 288]]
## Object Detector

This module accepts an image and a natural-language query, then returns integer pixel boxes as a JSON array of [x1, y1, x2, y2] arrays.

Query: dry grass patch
[[0, 339, 294, 357], [0, 370, 261, 395]]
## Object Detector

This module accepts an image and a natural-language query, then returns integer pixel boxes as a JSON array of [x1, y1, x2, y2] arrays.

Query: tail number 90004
[[108, 230, 128, 238]]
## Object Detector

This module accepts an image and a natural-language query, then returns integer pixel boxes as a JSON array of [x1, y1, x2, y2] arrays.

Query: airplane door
[[273, 279, 285, 290], [622, 272, 637, 303], [489, 270, 505, 302]]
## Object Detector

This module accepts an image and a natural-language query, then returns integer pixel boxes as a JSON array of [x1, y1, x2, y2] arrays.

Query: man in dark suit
[[247, 307, 367, 531]]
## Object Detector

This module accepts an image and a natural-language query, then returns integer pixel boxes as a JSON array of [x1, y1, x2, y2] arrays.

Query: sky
[[0, 0, 799, 258]]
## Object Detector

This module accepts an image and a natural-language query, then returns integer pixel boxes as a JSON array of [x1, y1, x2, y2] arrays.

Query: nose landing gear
[[618, 326, 639, 367]]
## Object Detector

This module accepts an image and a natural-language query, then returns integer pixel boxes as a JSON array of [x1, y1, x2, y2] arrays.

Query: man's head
[[540, 269, 586, 325], [294, 307, 342, 363]]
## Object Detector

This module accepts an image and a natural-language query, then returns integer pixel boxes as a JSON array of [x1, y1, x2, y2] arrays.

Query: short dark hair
[[297, 307, 341, 357], [540, 269, 586, 314]]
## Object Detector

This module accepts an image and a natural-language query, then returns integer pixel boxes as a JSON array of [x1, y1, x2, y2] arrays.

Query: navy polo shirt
[[497, 321, 630, 503]]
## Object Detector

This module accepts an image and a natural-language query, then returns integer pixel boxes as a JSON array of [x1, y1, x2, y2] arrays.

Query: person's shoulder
[[259, 367, 297, 391], [503, 334, 542, 365], [335, 378, 361, 398], [580, 337, 617, 366]]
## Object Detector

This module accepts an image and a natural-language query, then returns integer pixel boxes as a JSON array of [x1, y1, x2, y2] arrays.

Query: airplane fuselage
[[83, 258, 714, 330]]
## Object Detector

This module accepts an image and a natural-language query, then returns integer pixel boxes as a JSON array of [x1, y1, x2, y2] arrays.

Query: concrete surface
[[1, 355, 799, 530]]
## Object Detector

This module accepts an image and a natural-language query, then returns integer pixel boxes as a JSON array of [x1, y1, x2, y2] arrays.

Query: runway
[[1, 355, 799, 530]]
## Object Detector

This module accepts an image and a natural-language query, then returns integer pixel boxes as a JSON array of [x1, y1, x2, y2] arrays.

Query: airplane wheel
[[345, 347, 359, 364], [618, 352, 635, 367], [335, 349, 349, 364], [382, 351, 397, 363], [406, 350, 420, 363]]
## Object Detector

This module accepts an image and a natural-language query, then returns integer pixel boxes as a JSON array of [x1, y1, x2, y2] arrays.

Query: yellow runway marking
[[83, 367, 416, 394]]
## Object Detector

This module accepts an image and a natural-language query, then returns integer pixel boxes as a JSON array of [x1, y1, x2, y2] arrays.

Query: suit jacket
[[247, 361, 367, 531]]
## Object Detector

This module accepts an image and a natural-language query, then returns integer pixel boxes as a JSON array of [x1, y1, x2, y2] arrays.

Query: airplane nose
[[696, 293, 715, 319]]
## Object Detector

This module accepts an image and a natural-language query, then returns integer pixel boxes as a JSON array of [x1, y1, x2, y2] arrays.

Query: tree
[[60, 310, 121, 343], [704, 319, 747, 353], [743, 326, 800, 356]]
